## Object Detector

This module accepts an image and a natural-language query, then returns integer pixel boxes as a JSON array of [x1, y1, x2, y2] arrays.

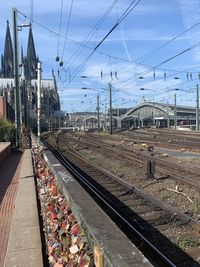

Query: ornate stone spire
[[2, 20, 14, 78], [20, 45, 24, 65], [26, 26, 37, 79]]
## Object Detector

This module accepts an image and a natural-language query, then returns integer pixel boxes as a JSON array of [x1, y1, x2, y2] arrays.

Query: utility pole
[[167, 101, 170, 128], [103, 103, 107, 131], [13, 8, 21, 148], [196, 84, 199, 131], [174, 93, 177, 129], [59, 112, 61, 132], [37, 62, 41, 141], [109, 82, 113, 135], [20, 58, 26, 125], [97, 94, 100, 133], [48, 90, 51, 131]]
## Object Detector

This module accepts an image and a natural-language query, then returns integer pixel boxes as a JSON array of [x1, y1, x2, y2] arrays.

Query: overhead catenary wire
[[61, 0, 74, 60], [17, 8, 200, 83], [94, 0, 140, 51], [140, 83, 197, 104], [120, 40, 200, 91], [17, 6, 200, 101], [62, 0, 119, 73], [60, 1, 141, 85], [57, 0, 64, 59], [136, 20, 200, 64], [156, 41, 200, 68], [68, 0, 142, 84]]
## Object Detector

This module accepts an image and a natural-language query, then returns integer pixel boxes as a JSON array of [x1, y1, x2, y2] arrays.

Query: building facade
[[0, 20, 60, 130]]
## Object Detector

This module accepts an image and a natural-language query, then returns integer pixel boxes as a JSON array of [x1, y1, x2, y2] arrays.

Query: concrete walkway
[[4, 150, 43, 267], [0, 151, 22, 266]]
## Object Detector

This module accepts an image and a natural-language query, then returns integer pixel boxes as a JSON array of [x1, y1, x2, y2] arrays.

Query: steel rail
[[44, 141, 176, 267], [70, 133, 200, 189]]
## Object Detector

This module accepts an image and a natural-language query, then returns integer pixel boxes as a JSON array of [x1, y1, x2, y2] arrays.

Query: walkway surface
[[0, 142, 10, 151], [0, 151, 23, 266], [4, 149, 43, 267]]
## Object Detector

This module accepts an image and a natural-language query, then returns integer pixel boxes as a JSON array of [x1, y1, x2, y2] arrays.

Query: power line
[[62, 0, 119, 73], [17, 5, 200, 91], [61, 0, 74, 60], [57, 0, 64, 57], [156, 41, 200, 68], [120, 40, 200, 91], [17, 8, 193, 82], [68, 0, 142, 84], [136, 20, 200, 64], [94, 0, 140, 51]]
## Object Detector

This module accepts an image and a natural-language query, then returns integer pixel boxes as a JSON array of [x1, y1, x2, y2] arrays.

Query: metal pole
[[104, 103, 107, 131], [37, 62, 41, 141], [109, 82, 113, 135], [20, 62, 26, 126], [59, 112, 61, 131], [196, 84, 199, 131], [13, 8, 21, 148], [174, 93, 177, 129], [167, 101, 170, 128], [97, 94, 100, 133], [48, 90, 51, 131]]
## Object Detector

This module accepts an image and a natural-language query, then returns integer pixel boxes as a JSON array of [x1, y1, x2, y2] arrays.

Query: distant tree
[[0, 117, 15, 143]]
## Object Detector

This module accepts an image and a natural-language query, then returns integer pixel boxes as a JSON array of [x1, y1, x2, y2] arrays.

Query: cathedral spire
[[20, 45, 24, 65], [2, 20, 14, 78], [26, 26, 37, 79]]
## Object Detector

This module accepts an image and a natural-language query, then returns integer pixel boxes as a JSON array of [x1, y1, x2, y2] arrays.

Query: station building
[[119, 101, 198, 130], [68, 101, 199, 131]]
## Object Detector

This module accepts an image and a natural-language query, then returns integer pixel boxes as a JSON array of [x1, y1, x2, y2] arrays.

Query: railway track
[[124, 128, 200, 150], [43, 134, 200, 267], [64, 132, 200, 190]]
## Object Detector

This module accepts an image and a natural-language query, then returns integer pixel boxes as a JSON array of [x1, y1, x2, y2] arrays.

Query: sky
[[1, 0, 200, 112]]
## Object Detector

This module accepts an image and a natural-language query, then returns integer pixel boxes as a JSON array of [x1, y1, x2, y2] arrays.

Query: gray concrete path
[[4, 150, 43, 267]]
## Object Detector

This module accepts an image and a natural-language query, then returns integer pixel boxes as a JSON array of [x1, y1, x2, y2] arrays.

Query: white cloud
[[176, 0, 200, 61]]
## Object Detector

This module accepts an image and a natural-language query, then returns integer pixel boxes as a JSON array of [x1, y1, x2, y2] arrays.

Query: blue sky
[[1, 0, 200, 112]]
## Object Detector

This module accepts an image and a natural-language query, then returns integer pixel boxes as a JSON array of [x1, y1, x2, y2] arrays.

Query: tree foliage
[[0, 118, 15, 143]]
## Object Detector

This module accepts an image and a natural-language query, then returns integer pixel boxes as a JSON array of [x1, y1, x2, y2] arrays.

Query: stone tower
[[0, 21, 14, 78], [25, 26, 38, 80]]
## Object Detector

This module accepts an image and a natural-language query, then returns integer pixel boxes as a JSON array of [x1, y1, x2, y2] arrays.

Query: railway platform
[[0, 144, 43, 267]]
